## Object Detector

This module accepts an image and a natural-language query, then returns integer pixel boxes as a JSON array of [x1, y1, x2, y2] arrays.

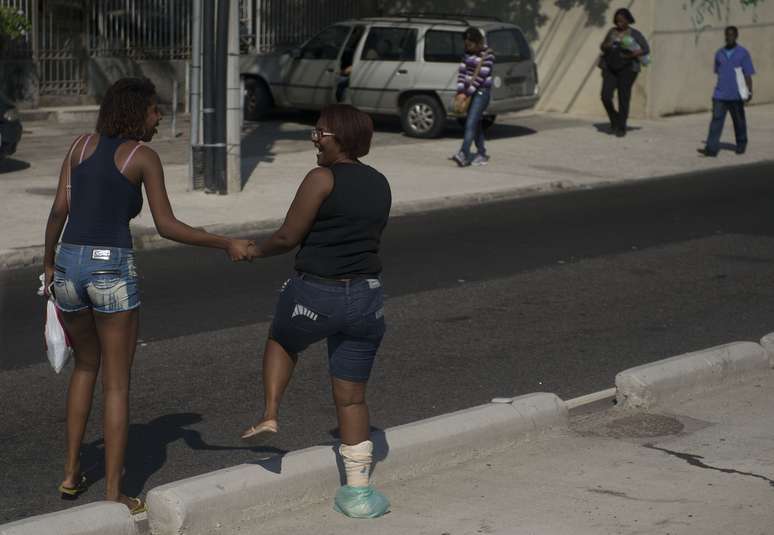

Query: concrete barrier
[[616, 341, 770, 409], [147, 392, 567, 535], [0, 502, 138, 535], [758, 333, 774, 368]]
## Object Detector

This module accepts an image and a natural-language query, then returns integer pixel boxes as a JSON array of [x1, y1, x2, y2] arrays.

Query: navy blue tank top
[[294, 162, 391, 277], [62, 136, 143, 249]]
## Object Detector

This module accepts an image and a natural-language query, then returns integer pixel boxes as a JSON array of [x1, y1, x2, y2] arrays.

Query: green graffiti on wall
[[683, 0, 765, 43]]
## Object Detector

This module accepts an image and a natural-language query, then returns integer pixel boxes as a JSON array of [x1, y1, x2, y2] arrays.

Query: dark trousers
[[705, 99, 747, 154], [601, 68, 638, 131]]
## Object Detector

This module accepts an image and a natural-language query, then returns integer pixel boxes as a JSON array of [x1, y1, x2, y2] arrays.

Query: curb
[[0, 181, 576, 271], [147, 392, 567, 535], [615, 341, 771, 409], [758, 332, 774, 367], [0, 502, 138, 535]]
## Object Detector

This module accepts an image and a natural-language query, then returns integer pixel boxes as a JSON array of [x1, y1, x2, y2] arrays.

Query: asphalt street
[[2, 160, 774, 522]]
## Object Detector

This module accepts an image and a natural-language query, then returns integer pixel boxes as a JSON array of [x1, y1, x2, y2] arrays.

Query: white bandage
[[339, 440, 373, 488]]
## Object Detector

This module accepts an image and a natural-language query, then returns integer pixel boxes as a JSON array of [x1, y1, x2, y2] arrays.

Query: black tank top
[[61, 136, 143, 249], [295, 162, 391, 277]]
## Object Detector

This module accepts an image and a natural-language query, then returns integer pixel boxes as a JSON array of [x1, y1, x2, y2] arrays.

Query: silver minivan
[[240, 15, 539, 138]]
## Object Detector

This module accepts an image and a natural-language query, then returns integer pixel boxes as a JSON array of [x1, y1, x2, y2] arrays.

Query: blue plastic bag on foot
[[333, 485, 390, 518]]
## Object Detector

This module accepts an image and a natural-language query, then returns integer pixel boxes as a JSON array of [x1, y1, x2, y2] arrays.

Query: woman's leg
[[260, 338, 298, 424], [331, 377, 369, 445], [93, 308, 139, 507], [616, 70, 638, 133], [60, 309, 101, 488], [473, 92, 491, 157], [600, 69, 618, 130]]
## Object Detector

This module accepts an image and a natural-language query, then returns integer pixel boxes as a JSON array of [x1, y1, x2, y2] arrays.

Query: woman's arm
[[600, 28, 615, 51], [631, 29, 650, 58], [43, 137, 81, 292], [253, 167, 334, 258], [138, 146, 253, 260], [468, 49, 495, 94]]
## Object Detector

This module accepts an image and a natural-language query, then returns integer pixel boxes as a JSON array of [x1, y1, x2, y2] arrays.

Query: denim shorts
[[53, 243, 140, 314], [269, 272, 386, 382]]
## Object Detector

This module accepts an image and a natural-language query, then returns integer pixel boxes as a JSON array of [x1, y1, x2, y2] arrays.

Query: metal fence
[[244, 0, 379, 53], [88, 0, 192, 59]]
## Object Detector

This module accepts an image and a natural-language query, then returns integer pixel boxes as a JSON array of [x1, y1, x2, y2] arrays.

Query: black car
[[0, 92, 22, 159]]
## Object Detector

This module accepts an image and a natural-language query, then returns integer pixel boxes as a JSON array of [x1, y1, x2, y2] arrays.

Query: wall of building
[[378, 0, 773, 118]]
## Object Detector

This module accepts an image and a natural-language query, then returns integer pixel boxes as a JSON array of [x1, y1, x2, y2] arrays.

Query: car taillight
[[3, 108, 19, 122]]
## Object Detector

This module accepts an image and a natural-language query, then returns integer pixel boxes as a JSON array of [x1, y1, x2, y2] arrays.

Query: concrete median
[[147, 392, 567, 535], [615, 341, 770, 409], [0, 502, 138, 535]]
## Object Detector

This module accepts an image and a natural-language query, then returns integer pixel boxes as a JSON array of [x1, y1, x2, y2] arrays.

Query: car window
[[361, 27, 417, 61], [424, 30, 465, 63], [487, 29, 531, 62], [341, 25, 366, 70], [301, 25, 350, 60]]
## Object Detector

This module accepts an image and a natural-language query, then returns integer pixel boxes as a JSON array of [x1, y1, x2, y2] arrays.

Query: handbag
[[453, 52, 486, 115]]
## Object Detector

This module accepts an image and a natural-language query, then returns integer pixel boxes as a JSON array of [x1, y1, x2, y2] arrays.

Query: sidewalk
[[253, 372, 774, 535], [2, 105, 773, 268]]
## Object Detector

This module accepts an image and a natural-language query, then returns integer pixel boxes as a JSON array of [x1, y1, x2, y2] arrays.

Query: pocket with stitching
[[90, 270, 121, 290]]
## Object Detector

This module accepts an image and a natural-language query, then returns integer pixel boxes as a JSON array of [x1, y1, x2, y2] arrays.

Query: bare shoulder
[[301, 166, 334, 195]]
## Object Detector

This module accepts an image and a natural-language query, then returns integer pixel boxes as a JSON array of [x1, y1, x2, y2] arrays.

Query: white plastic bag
[[735, 67, 750, 100], [42, 275, 73, 374]]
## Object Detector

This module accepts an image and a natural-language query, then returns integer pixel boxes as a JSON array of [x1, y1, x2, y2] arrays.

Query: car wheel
[[243, 77, 272, 121], [401, 95, 445, 138], [456, 114, 497, 130]]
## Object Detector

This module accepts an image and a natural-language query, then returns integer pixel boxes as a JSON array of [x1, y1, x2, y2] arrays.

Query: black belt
[[296, 271, 376, 286]]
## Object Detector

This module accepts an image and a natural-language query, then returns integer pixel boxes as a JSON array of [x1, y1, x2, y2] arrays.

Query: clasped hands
[[226, 238, 260, 262]]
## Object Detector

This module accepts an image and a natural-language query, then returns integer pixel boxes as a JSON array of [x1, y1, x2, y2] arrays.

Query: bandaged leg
[[339, 440, 372, 487]]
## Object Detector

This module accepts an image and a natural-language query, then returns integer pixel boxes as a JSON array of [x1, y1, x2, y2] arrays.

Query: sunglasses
[[311, 128, 335, 141]]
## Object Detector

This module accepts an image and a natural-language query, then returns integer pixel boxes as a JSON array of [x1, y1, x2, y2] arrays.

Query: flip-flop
[[58, 473, 88, 500], [128, 497, 147, 515], [241, 419, 278, 440]]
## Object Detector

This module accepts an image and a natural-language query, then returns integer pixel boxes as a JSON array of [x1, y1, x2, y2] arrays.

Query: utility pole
[[189, 0, 202, 190], [211, 0, 229, 194], [227, 0, 242, 193], [202, 0, 217, 193]]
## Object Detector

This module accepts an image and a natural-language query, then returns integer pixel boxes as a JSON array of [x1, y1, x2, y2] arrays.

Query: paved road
[[2, 161, 774, 522]]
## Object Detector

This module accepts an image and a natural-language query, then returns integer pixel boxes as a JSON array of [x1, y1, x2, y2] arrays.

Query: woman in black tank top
[[42, 78, 254, 514], [241, 105, 392, 517]]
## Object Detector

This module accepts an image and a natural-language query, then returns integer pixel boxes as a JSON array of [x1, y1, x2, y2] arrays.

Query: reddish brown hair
[[318, 104, 374, 159], [96, 77, 156, 140]]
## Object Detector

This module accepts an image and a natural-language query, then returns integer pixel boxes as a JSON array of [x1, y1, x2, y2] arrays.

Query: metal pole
[[213, 0, 229, 194], [226, 0, 242, 193], [189, 0, 203, 190], [202, 0, 217, 192], [171, 79, 178, 138]]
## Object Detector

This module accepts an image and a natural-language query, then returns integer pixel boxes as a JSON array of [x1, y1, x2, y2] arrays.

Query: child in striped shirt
[[452, 27, 496, 167]]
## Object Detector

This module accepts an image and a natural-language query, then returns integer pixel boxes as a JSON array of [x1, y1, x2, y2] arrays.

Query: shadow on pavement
[[593, 123, 643, 135], [0, 158, 31, 174], [78, 412, 286, 497]]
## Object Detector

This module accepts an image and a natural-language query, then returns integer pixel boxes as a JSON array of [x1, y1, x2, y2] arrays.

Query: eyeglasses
[[311, 128, 335, 142]]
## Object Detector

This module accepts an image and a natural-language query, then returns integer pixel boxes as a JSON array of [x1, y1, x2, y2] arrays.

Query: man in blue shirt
[[700, 26, 755, 157]]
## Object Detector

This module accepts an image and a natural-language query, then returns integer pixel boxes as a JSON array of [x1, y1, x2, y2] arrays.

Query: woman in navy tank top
[[42, 78, 254, 513]]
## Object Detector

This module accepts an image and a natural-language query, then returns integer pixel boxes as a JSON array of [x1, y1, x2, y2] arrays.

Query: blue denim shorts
[[269, 272, 386, 382], [53, 243, 140, 314]]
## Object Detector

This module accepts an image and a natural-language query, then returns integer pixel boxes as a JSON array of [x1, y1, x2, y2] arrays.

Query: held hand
[[454, 93, 467, 103], [43, 264, 54, 298], [247, 242, 260, 260], [226, 239, 254, 262]]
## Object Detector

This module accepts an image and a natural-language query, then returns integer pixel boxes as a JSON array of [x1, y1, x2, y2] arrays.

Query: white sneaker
[[471, 154, 490, 166]]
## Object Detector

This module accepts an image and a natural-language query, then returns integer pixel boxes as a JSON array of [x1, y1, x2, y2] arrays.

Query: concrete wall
[[647, 0, 774, 117], [378, 0, 774, 117], [89, 58, 188, 110]]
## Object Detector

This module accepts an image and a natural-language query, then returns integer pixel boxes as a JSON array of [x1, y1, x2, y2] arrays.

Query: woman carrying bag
[[599, 8, 650, 137], [451, 27, 495, 167]]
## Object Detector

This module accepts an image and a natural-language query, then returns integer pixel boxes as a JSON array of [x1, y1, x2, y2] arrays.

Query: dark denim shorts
[[269, 272, 386, 382], [53, 243, 140, 314]]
